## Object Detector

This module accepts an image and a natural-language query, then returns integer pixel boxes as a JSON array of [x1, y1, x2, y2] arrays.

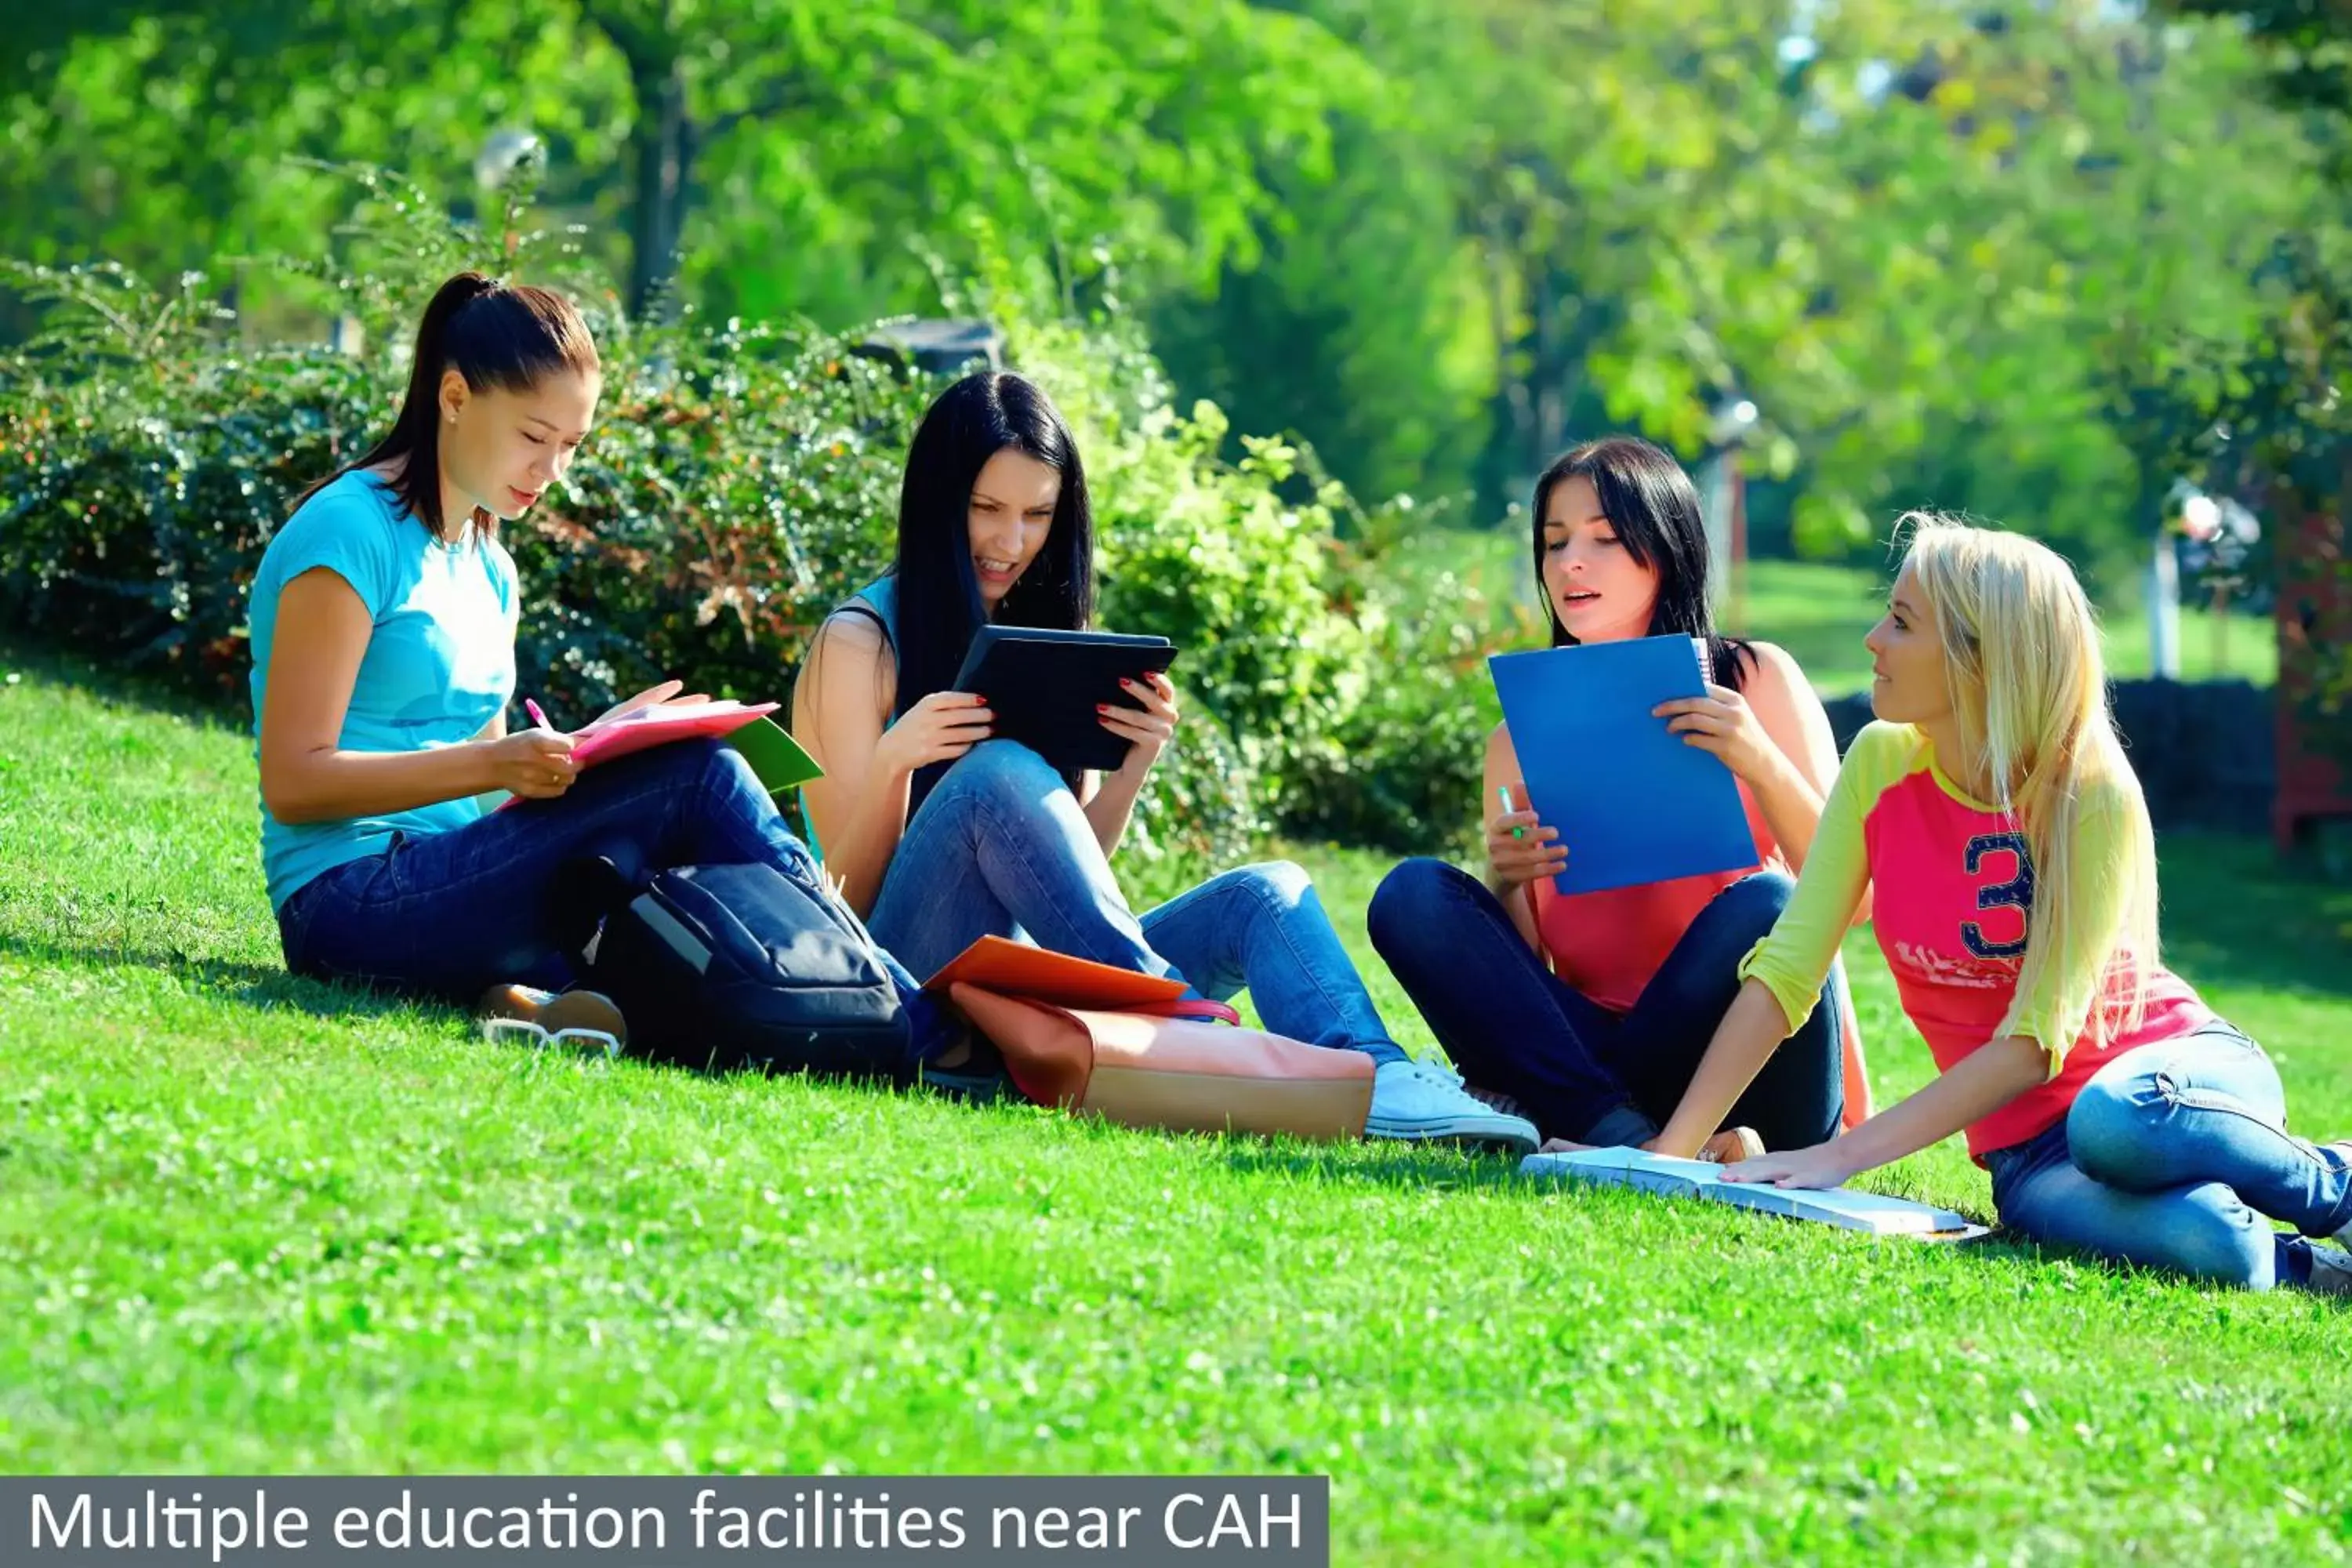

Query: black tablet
[[950, 624, 1180, 774]]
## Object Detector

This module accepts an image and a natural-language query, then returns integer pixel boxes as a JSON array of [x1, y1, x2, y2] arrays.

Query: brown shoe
[[476, 983, 628, 1047], [1700, 1127, 1767, 1164]]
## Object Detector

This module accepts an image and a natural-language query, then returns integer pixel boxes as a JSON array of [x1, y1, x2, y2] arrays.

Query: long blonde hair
[[1899, 514, 2159, 1044]]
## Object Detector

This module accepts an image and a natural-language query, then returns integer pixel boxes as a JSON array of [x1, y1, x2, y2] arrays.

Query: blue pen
[[1497, 785, 1525, 839]]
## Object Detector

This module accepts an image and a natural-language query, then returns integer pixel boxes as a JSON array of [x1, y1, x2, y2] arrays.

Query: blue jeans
[[277, 739, 950, 1071], [1367, 858, 1844, 1148], [1985, 1020, 2352, 1291], [864, 740, 1407, 1065]]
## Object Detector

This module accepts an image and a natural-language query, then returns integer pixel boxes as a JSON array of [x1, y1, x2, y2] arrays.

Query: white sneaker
[[1461, 1082, 1530, 1120], [1366, 1058, 1541, 1155]]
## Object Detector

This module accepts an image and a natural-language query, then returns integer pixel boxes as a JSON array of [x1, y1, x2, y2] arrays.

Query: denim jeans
[[277, 739, 950, 1070], [863, 739, 1407, 1064], [1366, 857, 1844, 1148], [1985, 1019, 2352, 1291]]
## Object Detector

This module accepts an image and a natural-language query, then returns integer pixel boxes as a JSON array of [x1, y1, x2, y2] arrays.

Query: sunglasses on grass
[[480, 1015, 622, 1062]]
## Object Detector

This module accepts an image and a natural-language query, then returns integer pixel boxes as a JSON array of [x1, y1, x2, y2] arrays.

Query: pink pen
[[524, 697, 554, 731]]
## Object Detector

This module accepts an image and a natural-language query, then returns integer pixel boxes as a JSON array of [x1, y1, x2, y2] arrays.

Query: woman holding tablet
[[793, 370, 1537, 1152], [1704, 517, 2350, 1294], [252, 271, 957, 1078], [1368, 436, 1861, 1156]]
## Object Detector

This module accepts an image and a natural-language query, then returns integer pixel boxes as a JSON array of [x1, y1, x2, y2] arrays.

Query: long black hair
[[1531, 434, 1754, 690], [296, 270, 600, 540], [887, 370, 1095, 720]]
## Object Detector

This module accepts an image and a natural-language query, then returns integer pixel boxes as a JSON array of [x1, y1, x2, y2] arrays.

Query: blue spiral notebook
[[1487, 637, 1759, 895]]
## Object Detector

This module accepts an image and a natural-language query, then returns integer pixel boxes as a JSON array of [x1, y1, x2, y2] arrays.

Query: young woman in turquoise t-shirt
[[249, 271, 957, 1076]]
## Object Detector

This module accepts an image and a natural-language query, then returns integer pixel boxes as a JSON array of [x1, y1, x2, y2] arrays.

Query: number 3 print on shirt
[[1961, 831, 2035, 960]]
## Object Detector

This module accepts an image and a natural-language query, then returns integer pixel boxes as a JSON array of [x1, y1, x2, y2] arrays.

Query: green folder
[[725, 716, 824, 797]]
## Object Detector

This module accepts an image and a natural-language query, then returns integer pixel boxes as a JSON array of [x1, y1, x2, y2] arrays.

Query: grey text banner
[[3, 1477, 1330, 1568]]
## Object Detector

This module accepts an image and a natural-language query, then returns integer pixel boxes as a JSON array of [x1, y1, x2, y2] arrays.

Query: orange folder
[[922, 935, 1189, 1012]]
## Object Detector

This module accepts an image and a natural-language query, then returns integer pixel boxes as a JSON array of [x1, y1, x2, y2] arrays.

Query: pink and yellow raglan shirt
[[1739, 722, 2211, 1160]]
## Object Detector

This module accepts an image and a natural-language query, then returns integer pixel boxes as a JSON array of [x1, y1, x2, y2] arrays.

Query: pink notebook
[[494, 701, 782, 810], [568, 699, 779, 766]]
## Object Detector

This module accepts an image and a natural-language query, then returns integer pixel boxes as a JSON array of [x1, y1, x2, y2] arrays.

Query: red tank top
[[1530, 778, 1777, 1013]]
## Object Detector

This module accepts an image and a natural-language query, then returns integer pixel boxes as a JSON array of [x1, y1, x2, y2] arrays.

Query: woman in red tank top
[[1369, 436, 1867, 1154]]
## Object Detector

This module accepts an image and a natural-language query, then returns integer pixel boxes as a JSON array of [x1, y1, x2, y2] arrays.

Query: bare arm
[[1077, 768, 1144, 858], [793, 616, 913, 919], [258, 568, 571, 824], [463, 706, 510, 810], [791, 615, 993, 919], [1481, 724, 1550, 955], [1738, 644, 1874, 924], [1736, 642, 1840, 871], [1722, 1036, 2050, 1189], [1651, 978, 1796, 1156], [1650, 737, 1878, 1159]]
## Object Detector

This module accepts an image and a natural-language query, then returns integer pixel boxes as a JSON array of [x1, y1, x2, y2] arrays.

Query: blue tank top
[[844, 574, 899, 648]]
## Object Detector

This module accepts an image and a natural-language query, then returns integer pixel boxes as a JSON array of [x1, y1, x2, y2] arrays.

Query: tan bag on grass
[[946, 982, 1374, 1142]]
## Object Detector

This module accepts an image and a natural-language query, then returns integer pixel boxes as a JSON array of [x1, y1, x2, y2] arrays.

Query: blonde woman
[[1657, 515, 2350, 1293]]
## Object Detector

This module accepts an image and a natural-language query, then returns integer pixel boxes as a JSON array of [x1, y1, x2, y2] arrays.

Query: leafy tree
[[0, 0, 632, 340], [1, 0, 1366, 326], [8, 0, 2343, 583], [2154, 0, 2352, 757]]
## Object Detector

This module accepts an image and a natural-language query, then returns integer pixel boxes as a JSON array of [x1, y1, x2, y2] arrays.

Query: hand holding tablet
[[1094, 669, 1180, 774], [873, 690, 999, 778], [949, 625, 1181, 774]]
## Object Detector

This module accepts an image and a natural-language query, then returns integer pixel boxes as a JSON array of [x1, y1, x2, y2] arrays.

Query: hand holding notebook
[[1486, 782, 1569, 887], [495, 694, 821, 810], [1650, 680, 1784, 784]]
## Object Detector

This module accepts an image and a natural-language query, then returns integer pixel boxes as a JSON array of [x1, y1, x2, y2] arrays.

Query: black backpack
[[579, 861, 915, 1081]]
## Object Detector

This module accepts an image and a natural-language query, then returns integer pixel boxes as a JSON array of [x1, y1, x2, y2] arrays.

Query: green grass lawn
[[1378, 529, 2279, 694], [3, 651, 2349, 1564]]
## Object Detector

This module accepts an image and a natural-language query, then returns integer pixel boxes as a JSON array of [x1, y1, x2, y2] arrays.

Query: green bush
[[1283, 605, 1497, 856], [0, 176, 1499, 875], [0, 279, 927, 714]]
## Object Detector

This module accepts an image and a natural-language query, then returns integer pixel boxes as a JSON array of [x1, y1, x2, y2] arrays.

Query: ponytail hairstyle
[[1897, 513, 2160, 1047], [1530, 435, 1755, 690], [889, 371, 1095, 720], [297, 270, 601, 539]]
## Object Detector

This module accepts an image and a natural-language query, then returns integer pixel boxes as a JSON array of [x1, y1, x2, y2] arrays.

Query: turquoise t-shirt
[[247, 471, 520, 911]]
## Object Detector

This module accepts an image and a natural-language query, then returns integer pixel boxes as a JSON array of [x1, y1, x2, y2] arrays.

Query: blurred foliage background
[[5, 0, 2350, 865]]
